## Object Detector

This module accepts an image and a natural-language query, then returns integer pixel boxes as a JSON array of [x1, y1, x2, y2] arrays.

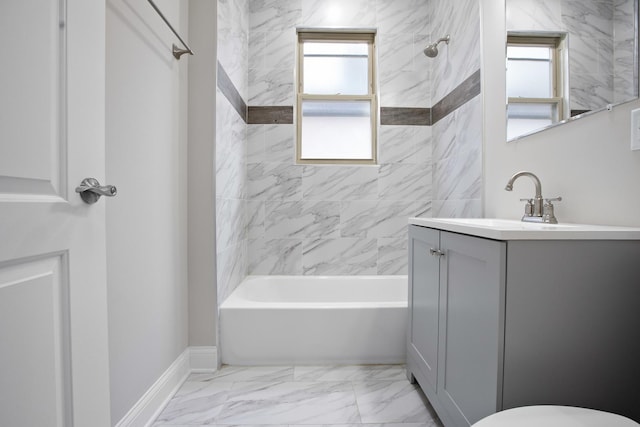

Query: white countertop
[[409, 217, 640, 240]]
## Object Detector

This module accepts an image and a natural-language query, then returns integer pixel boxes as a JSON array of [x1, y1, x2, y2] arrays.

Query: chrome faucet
[[505, 171, 561, 224]]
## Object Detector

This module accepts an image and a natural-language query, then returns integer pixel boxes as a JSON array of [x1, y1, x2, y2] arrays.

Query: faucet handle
[[542, 197, 562, 224], [519, 198, 534, 216]]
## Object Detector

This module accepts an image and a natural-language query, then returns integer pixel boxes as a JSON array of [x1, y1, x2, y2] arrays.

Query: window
[[296, 31, 377, 164], [507, 35, 566, 139]]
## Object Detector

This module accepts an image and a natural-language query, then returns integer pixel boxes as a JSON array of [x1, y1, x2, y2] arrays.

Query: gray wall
[[105, 0, 189, 423], [188, 0, 218, 347]]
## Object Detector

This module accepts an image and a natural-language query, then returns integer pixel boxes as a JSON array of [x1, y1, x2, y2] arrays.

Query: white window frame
[[296, 31, 377, 165], [507, 34, 568, 123]]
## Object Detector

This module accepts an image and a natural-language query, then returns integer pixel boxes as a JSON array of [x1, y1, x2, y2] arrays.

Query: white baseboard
[[114, 346, 218, 427]]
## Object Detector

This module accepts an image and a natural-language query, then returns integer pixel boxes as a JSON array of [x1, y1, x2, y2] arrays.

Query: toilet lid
[[472, 406, 639, 427]]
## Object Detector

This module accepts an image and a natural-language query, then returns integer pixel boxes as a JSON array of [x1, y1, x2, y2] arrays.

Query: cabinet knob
[[430, 248, 445, 257]]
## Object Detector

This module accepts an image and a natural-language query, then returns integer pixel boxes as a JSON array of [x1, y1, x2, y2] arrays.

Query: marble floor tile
[[208, 365, 295, 382], [184, 372, 217, 382], [155, 425, 436, 427], [155, 425, 270, 427], [288, 425, 362, 427], [226, 380, 352, 400], [153, 381, 233, 425], [155, 423, 440, 427], [153, 425, 200, 427], [294, 365, 407, 382], [152, 365, 443, 427], [217, 381, 361, 424], [361, 424, 442, 427], [353, 381, 440, 424]]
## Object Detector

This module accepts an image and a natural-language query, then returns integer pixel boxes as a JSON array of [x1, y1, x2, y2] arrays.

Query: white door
[[0, 1, 111, 426]]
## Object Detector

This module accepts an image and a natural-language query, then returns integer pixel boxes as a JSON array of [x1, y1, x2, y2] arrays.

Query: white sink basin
[[409, 217, 640, 240]]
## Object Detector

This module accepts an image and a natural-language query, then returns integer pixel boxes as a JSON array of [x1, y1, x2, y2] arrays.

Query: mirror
[[506, 0, 639, 140]]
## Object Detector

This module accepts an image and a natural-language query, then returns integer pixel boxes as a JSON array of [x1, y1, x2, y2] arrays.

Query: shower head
[[424, 44, 439, 58], [423, 35, 450, 58]]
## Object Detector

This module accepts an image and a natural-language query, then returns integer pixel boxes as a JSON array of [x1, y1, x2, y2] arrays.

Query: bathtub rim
[[220, 274, 408, 309]]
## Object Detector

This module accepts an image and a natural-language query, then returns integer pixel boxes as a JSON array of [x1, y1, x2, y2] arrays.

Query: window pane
[[507, 45, 551, 60], [301, 100, 372, 160], [507, 58, 553, 98], [508, 103, 557, 120], [305, 42, 368, 56], [303, 42, 369, 95], [507, 103, 558, 139]]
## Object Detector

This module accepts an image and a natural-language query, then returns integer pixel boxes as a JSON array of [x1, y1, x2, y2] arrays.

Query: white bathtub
[[220, 275, 408, 365]]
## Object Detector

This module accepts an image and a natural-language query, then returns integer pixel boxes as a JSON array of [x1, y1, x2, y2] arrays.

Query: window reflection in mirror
[[507, 35, 567, 139], [506, 0, 639, 141]]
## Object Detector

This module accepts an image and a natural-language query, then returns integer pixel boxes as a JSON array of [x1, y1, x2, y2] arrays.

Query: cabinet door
[[407, 225, 441, 395], [437, 232, 506, 426]]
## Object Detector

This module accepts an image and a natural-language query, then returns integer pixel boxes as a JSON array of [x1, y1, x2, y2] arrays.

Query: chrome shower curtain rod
[[147, 0, 194, 60]]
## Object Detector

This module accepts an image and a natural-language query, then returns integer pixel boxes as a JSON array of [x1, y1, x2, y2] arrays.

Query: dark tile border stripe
[[380, 107, 431, 126], [248, 106, 294, 124], [218, 60, 481, 128], [431, 69, 481, 125], [247, 106, 432, 126], [217, 61, 247, 122]]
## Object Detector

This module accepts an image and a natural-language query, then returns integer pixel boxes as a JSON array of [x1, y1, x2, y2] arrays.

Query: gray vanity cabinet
[[407, 226, 441, 393], [407, 224, 640, 427], [408, 225, 506, 427]]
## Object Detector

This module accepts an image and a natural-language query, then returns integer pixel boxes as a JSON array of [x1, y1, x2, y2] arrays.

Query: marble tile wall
[[429, 0, 483, 218], [216, 0, 483, 280], [614, 0, 638, 102], [431, 95, 483, 217], [217, 0, 249, 302], [246, 0, 434, 276], [247, 126, 432, 276], [218, 0, 249, 100], [429, 0, 481, 104], [506, 0, 636, 111]]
